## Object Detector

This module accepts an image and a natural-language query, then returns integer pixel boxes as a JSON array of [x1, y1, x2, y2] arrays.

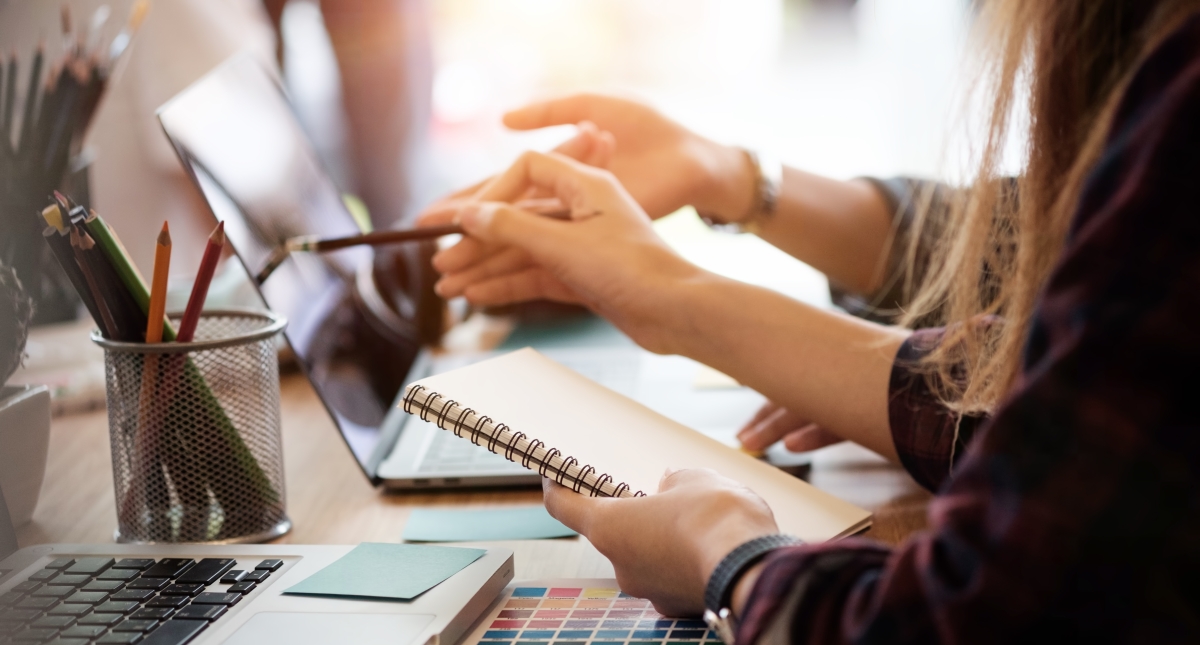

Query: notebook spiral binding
[[402, 385, 645, 498]]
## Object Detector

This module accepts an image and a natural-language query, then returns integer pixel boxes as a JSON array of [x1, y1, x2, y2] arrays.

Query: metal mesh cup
[[92, 309, 290, 544]]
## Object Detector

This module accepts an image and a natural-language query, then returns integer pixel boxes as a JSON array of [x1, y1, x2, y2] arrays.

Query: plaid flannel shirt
[[739, 13, 1200, 644]]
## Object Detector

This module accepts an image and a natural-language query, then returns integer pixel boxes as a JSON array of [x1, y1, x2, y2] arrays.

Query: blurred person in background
[[421, 0, 1200, 640], [263, 0, 432, 230]]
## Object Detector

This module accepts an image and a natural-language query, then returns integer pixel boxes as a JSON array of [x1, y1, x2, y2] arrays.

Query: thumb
[[504, 94, 594, 130], [543, 477, 606, 534]]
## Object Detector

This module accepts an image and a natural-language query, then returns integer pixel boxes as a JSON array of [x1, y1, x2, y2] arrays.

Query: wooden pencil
[[145, 222, 171, 343], [67, 225, 118, 338], [177, 222, 225, 343]]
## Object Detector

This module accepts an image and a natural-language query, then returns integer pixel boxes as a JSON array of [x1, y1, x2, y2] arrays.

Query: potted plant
[[0, 261, 51, 526]]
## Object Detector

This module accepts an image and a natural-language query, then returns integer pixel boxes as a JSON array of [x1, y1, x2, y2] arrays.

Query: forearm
[[757, 169, 895, 295], [698, 149, 896, 295], [653, 272, 907, 461]]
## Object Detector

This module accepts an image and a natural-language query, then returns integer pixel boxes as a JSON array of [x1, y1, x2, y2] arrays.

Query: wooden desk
[[17, 372, 931, 580]]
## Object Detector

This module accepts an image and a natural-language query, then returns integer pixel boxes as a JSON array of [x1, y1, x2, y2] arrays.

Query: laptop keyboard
[[418, 427, 528, 474], [416, 350, 640, 476], [0, 556, 282, 644]]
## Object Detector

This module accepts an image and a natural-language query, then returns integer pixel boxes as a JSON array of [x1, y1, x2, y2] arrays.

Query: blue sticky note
[[284, 543, 485, 600], [402, 506, 578, 542]]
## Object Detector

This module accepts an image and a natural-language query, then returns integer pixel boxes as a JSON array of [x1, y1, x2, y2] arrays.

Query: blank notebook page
[[410, 348, 871, 542]]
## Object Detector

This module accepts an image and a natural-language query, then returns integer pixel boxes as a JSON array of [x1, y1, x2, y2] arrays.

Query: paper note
[[403, 506, 578, 542], [284, 543, 485, 600]]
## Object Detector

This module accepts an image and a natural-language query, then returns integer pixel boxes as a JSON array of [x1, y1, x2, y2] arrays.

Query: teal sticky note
[[284, 543, 485, 600], [402, 506, 578, 542]]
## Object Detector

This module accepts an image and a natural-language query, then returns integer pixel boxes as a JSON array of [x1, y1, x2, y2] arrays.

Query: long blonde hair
[[900, 0, 1200, 414]]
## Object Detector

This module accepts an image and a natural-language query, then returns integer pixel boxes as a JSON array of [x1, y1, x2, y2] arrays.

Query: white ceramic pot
[[0, 384, 51, 526]]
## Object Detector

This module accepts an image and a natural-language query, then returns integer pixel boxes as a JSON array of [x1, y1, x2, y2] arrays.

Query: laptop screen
[[157, 55, 420, 479]]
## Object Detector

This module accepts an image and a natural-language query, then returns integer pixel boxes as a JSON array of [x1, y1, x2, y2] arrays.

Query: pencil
[[68, 225, 118, 338], [42, 224, 106, 335], [145, 222, 171, 343], [80, 205, 177, 341], [177, 222, 224, 343]]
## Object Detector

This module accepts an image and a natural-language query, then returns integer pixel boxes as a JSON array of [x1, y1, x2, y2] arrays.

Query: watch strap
[[704, 534, 802, 616]]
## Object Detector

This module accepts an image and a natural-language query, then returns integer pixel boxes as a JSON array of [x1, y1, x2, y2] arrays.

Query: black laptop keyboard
[[0, 557, 282, 644]]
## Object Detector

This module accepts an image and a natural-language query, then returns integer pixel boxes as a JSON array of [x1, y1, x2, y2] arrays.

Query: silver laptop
[[0, 482, 514, 645], [157, 55, 805, 492]]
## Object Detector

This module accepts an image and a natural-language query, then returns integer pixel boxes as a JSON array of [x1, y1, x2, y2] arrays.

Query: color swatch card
[[284, 543, 485, 600], [462, 580, 720, 645], [403, 506, 578, 542]]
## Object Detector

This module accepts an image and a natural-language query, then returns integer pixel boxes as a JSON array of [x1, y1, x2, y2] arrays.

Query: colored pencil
[[177, 222, 225, 343], [67, 225, 118, 339], [145, 222, 171, 343]]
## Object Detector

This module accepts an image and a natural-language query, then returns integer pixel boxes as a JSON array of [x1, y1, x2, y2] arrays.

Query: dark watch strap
[[704, 534, 802, 614]]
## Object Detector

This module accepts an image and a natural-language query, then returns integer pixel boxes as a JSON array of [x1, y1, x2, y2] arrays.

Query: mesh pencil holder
[[92, 309, 291, 544]]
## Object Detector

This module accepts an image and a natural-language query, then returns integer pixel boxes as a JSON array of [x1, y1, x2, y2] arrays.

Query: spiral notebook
[[401, 348, 871, 542]]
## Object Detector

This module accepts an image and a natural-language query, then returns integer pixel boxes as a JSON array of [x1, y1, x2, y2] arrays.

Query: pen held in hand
[[255, 199, 593, 284]]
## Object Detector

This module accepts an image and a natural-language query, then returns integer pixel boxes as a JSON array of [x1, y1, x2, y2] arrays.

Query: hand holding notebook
[[401, 348, 871, 542]]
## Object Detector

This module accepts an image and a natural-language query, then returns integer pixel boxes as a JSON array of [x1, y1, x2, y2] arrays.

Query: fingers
[[456, 201, 567, 250], [543, 477, 608, 534], [460, 267, 582, 306], [434, 247, 533, 299], [503, 94, 601, 130], [475, 150, 614, 212], [738, 405, 810, 452], [782, 426, 843, 453]]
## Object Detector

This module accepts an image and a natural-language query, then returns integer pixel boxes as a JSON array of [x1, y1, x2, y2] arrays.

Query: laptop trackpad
[[221, 612, 435, 645]]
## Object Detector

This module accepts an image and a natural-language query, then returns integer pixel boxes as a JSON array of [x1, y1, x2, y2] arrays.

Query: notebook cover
[[407, 348, 871, 542]]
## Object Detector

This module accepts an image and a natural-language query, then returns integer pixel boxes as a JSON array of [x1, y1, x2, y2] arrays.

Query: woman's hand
[[543, 468, 779, 617], [504, 94, 754, 221], [427, 151, 708, 354], [737, 401, 844, 454]]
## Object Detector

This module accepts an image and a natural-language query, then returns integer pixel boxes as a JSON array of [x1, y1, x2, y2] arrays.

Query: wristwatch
[[702, 534, 802, 645], [697, 149, 782, 235]]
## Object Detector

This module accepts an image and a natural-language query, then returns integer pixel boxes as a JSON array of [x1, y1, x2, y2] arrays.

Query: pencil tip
[[158, 222, 171, 245], [161, 220, 169, 233], [211, 221, 225, 244]]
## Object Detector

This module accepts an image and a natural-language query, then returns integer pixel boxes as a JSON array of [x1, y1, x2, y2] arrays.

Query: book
[[401, 348, 871, 542]]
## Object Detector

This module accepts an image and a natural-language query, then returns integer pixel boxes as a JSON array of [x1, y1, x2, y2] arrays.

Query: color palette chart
[[465, 580, 721, 645]]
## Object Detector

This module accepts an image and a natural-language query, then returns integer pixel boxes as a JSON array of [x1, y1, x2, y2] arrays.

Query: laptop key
[[83, 581, 126, 593], [17, 596, 59, 610], [13, 581, 41, 593], [46, 639, 91, 645], [66, 559, 115, 576], [241, 571, 269, 583], [218, 570, 246, 585], [97, 570, 139, 582], [46, 575, 92, 588], [160, 585, 203, 597], [125, 579, 168, 591], [1, 591, 25, 605], [13, 627, 59, 641], [111, 590, 154, 603], [30, 611, 76, 628], [254, 560, 282, 572], [94, 601, 140, 615], [0, 608, 39, 622], [140, 560, 194, 581], [77, 612, 123, 626], [47, 604, 91, 617], [31, 615, 76, 630], [97, 632, 143, 644], [63, 591, 108, 605], [139, 619, 207, 645], [172, 605, 225, 621], [226, 582, 255, 594], [62, 624, 108, 638], [145, 596, 188, 609], [190, 593, 239, 606], [45, 559, 75, 571], [31, 585, 76, 599], [176, 560, 235, 586], [113, 619, 159, 633], [28, 570, 58, 582], [129, 608, 173, 621], [112, 560, 154, 571]]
